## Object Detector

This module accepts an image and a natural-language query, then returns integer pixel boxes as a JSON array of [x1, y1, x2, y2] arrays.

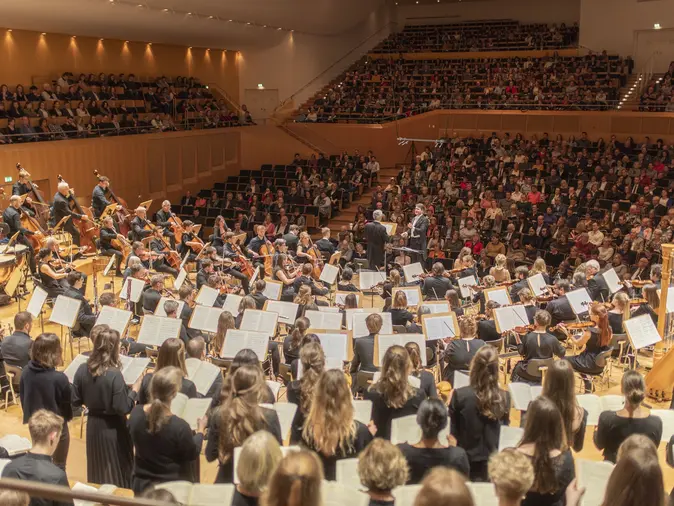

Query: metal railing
[[370, 42, 581, 54]]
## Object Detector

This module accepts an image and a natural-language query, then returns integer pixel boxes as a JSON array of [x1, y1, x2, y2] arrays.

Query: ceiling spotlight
[[147, 42, 152, 46], [277, 27, 282, 30], [206, 48, 210, 51], [228, 19, 233, 22], [654, 23, 662, 30], [291, 29, 294, 32], [71, 35, 76, 39], [162, 8, 168, 12], [246, 22, 251, 25], [187, 12, 192, 15], [124, 40, 129, 43], [41, 32, 46, 36], [99, 38, 104, 41], [263, 25, 267, 27], [416, 1, 418, 3], [137, 4, 142, 6], [7, 29, 12, 32], [188, 46, 192, 49], [209, 15, 214, 19], [109, 0, 114, 3]]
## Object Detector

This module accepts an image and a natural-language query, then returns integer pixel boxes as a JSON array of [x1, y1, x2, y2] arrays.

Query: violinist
[[608, 292, 629, 334], [2, 194, 37, 273], [155, 200, 177, 249], [445, 289, 464, 317], [177, 284, 201, 340], [63, 271, 96, 337], [206, 274, 228, 308], [272, 253, 298, 301], [477, 300, 501, 344], [91, 175, 113, 218], [131, 240, 177, 278], [196, 259, 215, 290], [631, 284, 659, 326], [566, 303, 613, 392], [292, 263, 328, 297], [546, 279, 577, 328], [422, 262, 454, 300], [511, 309, 566, 385], [586, 259, 610, 303], [389, 291, 415, 327], [210, 215, 228, 255], [220, 232, 251, 294], [98, 216, 125, 276], [337, 267, 359, 292], [141, 274, 164, 314], [12, 169, 37, 217], [178, 220, 201, 264], [517, 288, 537, 324], [649, 264, 662, 289], [442, 316, 486, 383], [52, 181, 90, 247], [472, 275, 495, 314], [250, 279, 269, 310], [315, 228, 335, 257], [130, 207, 152, 242], [36, 248, 66, 299], [508, 266, 530, 303], [45, 237, 87, 294]]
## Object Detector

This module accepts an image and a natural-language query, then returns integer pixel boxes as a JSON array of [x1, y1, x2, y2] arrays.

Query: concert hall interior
[[2, 1, 674, 505]]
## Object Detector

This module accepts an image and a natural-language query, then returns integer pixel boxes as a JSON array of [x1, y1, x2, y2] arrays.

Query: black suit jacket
[[477, 320, 501, 343], [408, 215, 429, 258], [0, 331, 32, 368], [2, 206, 33, 237], [52, 192, 83, 224], [509, 279, 529, 303], [364, 221, 389, 269], [546, 295, 576, 325], [422, 276, 452, 300], [350, 334, 377, 374], [141, 288, 162, 314], [130, 216, 152, 242], [91, 185, 111, 218], [587, 274, 610, 303], [283, 233, 299, 252]]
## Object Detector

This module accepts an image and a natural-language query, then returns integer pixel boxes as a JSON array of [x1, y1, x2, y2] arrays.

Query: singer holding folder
[[405, 204, 429, 264]]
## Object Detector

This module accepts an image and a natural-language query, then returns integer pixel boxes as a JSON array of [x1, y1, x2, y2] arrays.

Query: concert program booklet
[[170, 392, 211, 431]]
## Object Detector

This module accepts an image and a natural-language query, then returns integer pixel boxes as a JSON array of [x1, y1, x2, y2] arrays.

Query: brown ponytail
[[299, 342, 325, 415], [404, 341, 423, 376], [147, 366, 182, 434], [290, 317, 310, 351]]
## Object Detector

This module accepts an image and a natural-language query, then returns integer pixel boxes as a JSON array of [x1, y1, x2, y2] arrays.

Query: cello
[[307, 241, 324, 280], [259, 241, 275, 277], [93, 170, 132, 237], [56, 175, 99, 253], [15, 163, 50, 228]]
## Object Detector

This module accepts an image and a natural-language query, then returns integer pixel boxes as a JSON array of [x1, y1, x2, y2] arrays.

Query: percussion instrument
[[0, 254, 17, 285]]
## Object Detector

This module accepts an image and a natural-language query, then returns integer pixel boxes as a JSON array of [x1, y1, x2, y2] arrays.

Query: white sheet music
[[498, 425, 524, 451], [155, 297, 185, 317], [49, 295, 82, 328], [651, 409, 674, 442], [296, 356, 342, 380], [0, 435, 31, 456], [623, 314, 662, 350], [421, 302, 450, 313], [189, 305, 225, 333], [170, 393, 211, 430], [95, 306, 132, 336], [577, 459, 614, 506], [377, 334, 427, 366], [335, 292, 360, 306], [454, 370, 470, 389], [467, 483, 499, 506], [352, 311, 392, 338], [335, 458, 361, 489], [195, 285, 219, 307], [494, 305, 530, 333], [316, 305, 340, 313], [508, 383, 543, 411], [358, 270, 386, 290], [271, 402, 297, 441], [527, 273, 547, 297], [402, 262, 424, 283], [220, 329, 269, 360], [566, 288, 593, 315], [156, 482, 235, 506], [26, 285, 48, 318], [72, 482, 118, 506], [602, 268, 622, 295], [390, 414, 449, 445], [352, 399, 373, 425], [173, 268, 188, 290], [659, 286, 674, 314], [305, 310, 343, 330], [393, 485, 423, 506], [103, 255, 116, 277], [577, 394, 625, 426], [221, 293, 243, 316], [240, 309, 278, 336], [64, 354, 89, 383], [396, 287, 420, 306], [264, 301, 298, 324], [137, 315, 182, 346], [262, 281, 283, 301], [423, 313, 458, 340], [314, 333, 349, 361], [319, 263, 340, 285], [485, 287, 510, 306], [322, 481, 369, 506], [185, 358, 221, 396], [119, 277, 145, 303], [345, 307, 378, 330], [119, 355, 150, 385], [458, 275, 478, 298]]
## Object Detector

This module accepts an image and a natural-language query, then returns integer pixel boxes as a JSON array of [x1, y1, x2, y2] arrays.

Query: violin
[[513, 324, 534, 334], [629, 298, 648, 306], [550, 321, 596, 332]]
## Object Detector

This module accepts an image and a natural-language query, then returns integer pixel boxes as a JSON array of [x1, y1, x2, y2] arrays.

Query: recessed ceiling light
[[187, 12, 192, 15], [147, 42, 152, 46], [246, 22, 251, 25], [41, 32, 46, 36], [71, 35, 76, 38], [228, 19, 233, 22], [263, 25, 267, 27], [206, 48, 210, 51], [209, 15, 214, 19], [99, 38, 104, 41], [7, 29, 12, 32], [188, 46, 192, 49], [277, 27, 282, 30], [162, 8, 168, 12]]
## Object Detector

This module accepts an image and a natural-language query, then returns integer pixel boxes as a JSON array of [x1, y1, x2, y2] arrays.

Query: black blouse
[[19, 361, 73, 425], [522, 450, 575, 506], [607, 311, 624, 334], [398, 443, 470, 483], [595, 411, 663, 462], [443, 338, 486, 383], [138, 373, 197, 405], [72, 364, 137, 417], [364, 387, 425, 440], [389, 308, 414, 327]]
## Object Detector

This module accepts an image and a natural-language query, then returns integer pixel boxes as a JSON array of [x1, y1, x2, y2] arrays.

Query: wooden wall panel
[[640, 117, 672, 136], [196, 137, 210, 173], [165, 141, 181, 186], [181, 139, 197, 180], [500, 115, 527, 133], [211, 135, 224, 169], [147, 140, 165, 195]]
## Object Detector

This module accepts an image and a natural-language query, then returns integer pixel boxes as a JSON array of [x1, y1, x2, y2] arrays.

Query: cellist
[[130, 207, 152, 242], [12, 169, 37, 217], [147, 228, 179, 278], [155, 200, 177, 249], [91, 175, 114, 219], [98, 216, 126, 276], [52, 181, 91, 247], [214, 233, 250, 294], [2, 195, 37, 274]]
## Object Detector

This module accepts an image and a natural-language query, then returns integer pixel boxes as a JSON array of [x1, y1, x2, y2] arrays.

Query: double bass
[[15, 163, 50, 228], [56, 175, 99, 252], [92, 170, 132, 237]]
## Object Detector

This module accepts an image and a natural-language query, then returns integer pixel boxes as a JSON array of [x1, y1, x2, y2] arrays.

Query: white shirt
[[411, 215, 420, 238]]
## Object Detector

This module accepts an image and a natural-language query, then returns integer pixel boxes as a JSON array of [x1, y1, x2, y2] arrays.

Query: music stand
[[100, 203, 119, 221], [353, 258, 369, 272]]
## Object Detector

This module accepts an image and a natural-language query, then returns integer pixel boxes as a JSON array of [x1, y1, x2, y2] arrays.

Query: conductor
[[406, 203, 429, 263], [364, 209, 389, 271]]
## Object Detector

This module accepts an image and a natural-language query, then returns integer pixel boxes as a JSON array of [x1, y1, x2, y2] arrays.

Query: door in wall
[[243, 89, 280, 122], [634, 28, 674, 73]]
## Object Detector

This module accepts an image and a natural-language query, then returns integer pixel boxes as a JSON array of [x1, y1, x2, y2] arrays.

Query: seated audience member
[[2, 410, 73, 506], [516, 397, 575, 506], [301, 369, 373, 479], [595, 370, 662, 463], [128, 366, 206, 495], [364, 346, 425, 440], [449, 345, 510, 481], [358, 439, 409, 504], [262, 450, 323, 506], [488, 449, 535, 506], [442, 316, 486, 384], [412, 467, 475, 506], [233, 431, 283, 506], [398, 398, 470, 483], [0, 311, 34, 368]]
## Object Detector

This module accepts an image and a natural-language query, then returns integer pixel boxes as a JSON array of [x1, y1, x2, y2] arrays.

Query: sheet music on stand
[[221, 293, 243, 316], [624, 314, 662, 350], [103, 255, 116, 277], [311, 332, 351, 361], [352, 311, 392, 338], [402, 262, 424, 283], [95, 306, 133, 336], [345, 307, 379, 330], [319, 263, 340, 286], [484, 287, 511, 306], [392, 286, 422, 307], [566, 288, 593, 315], [421, 301, 450, 314], [174, 268, 188, 290], [189, 305, 226, 334], [119, 277, 145, 303], [262, 280, 283, 301], [48, 296, 82, 328], [335, 291, 361, 307], [26, 285, 48, 318], [263, 300, 299, 325], [376, 334, 427, 366], [358, 270, 386, 291], [493, 305, 530, 333], [240, 309, 278, 337], [179, 252, 191, 271], [458, 275, 478, 299], [527, 273, 548, 297], [155, 297, 185, 317], [305, 310, 343, 330], [421, 312, 460, 340], [137, 315, 182, 346], [602, 268, 623, 295], [220, 329, 269, 360], [195, 285, 219, 307]]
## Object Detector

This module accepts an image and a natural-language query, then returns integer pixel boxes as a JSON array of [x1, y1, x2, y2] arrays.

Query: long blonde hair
[[302, 369, 357, 456], [299, 342, 325, 415], [294, 285, 313, 306], [371, 345, 414, 409]]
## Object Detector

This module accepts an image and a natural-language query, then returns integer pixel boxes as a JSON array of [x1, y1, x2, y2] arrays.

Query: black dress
[[521, 450, 575, 506], [607, 312, 624, 334], [300, 420, 373, 480], [412, 370, 437, 399], [389, 308, 414, 326], [442, 338, 486, 383], [364, 387, 425, 440], [128, 406, 204, 495], [398, 443, 470, 483], [138, 373, 197, 405], [72, 364, 137, 488], [567, 329, 609, 374], [231, 489, 259, 506], [205, 406, 283, 483], [595, 411, 663, 462], [449, 385, 510, 482], [286, 380, 305, 444], [511, 331, 566, 384]]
